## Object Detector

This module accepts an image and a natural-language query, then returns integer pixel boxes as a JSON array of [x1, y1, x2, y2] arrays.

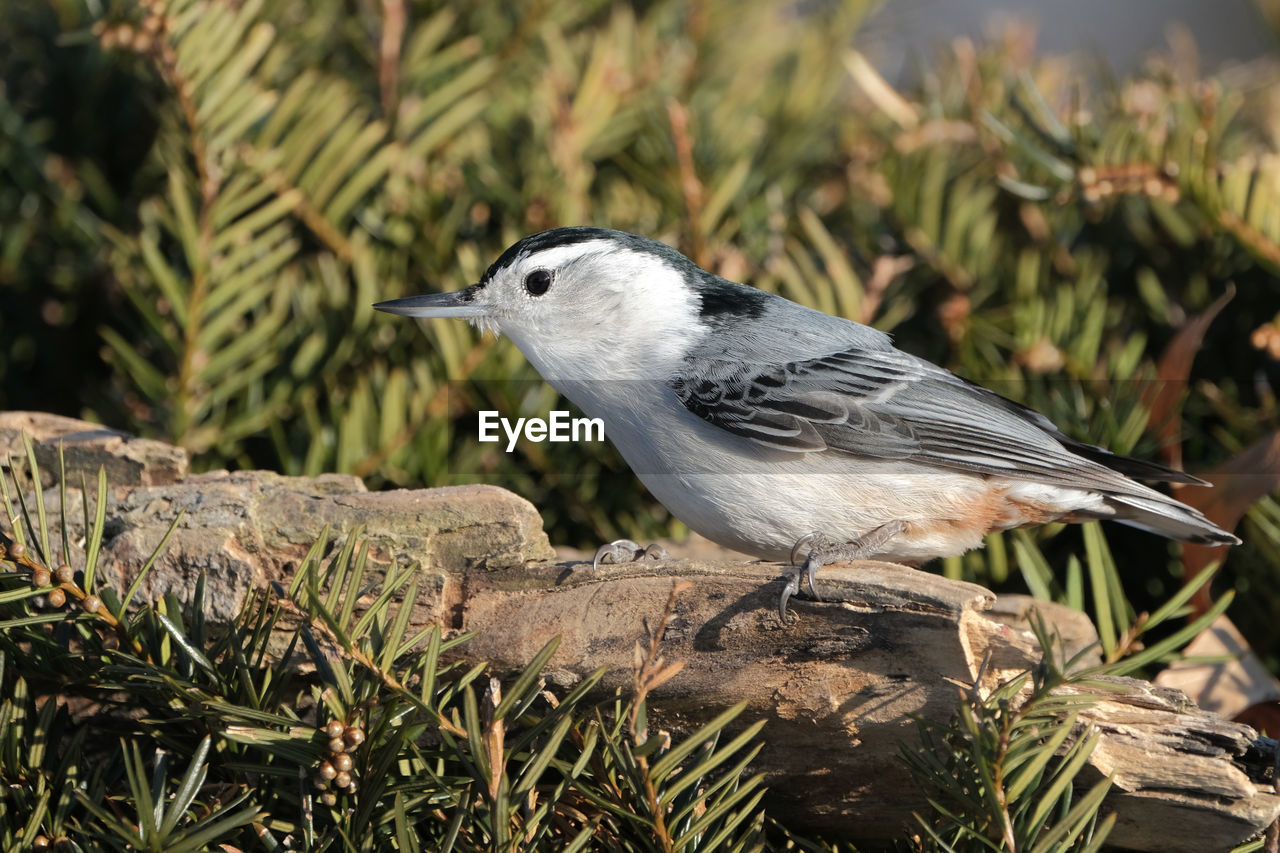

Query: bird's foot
[[592, 539, 671, 570], [779, 520, 906, 622]]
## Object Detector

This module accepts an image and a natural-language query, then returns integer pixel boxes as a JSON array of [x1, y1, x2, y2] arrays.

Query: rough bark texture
[[2, 411, 1277, 851]]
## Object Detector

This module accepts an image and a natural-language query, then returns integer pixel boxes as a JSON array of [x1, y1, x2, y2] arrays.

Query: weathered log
[[2, 412, 1277, 851], [445, 557, 1278, 852]]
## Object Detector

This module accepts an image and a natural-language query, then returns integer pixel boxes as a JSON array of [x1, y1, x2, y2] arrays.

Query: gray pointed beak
[[374, 286, 488, 318]]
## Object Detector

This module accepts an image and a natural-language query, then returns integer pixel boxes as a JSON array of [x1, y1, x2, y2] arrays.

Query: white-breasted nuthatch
[[376, 227, 1238, 617]]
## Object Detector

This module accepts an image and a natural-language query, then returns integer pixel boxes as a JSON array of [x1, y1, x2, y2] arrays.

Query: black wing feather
[[671, 345, 1198, 493]]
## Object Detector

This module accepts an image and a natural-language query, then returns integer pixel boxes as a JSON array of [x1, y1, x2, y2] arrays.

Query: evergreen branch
[[237, 142, 357, 263], [267, 582, 468, 739], [377, 0, 407, 120], [668, 98, 708, 267], [1217, 208, 1280, 272], [629, 581, 691, 853]]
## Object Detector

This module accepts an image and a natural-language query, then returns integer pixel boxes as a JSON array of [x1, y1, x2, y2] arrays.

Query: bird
[[375, 227, 1239, 618]]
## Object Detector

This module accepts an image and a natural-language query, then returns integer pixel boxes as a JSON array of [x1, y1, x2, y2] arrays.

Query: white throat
[[501, 243, 710, 383]]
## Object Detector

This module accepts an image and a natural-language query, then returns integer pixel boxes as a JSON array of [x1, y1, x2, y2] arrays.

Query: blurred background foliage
[[1, 0, 1279, 671]]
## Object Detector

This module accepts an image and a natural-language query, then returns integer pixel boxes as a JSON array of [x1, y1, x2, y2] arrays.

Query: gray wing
[[670, 345, 1200, 493]]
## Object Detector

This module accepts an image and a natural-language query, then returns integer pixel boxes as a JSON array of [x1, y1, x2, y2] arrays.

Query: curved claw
[[779, 522, 910, 625], [638, 544, 671, 561], [593, 539, 642, 571], [804, 557, 822, 601], [780, 533, 828, 623], [790, 531, 822, 566], [592, 540, 669, 570], [778, 572, 801, 623], [592, 544, 610, 571]]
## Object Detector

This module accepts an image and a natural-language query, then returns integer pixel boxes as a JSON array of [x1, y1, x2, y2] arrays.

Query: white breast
[[560, 379, 1101, 562]]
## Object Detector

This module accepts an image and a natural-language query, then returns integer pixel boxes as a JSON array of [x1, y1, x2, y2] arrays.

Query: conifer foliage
[[2, 0, 1276, 563], [1, 1, 1279, 848]]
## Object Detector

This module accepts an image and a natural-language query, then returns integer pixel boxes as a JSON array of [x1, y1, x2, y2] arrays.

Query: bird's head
[[376, 227, 741, 380]]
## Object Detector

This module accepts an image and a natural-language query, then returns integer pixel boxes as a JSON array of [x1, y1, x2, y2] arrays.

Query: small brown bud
[[1015, 337, 1066, 374], [33, 836, 50, 849], [48, 588, 66, 608], [320, 791, 337, 807], [333, 753, 353, 772], [334, 771, 352, 788], [10, 542, 27, 559], [324, 720, 345, 739], [32, 569, 51, 588], [937, 292, 971, 342], [1251, 323, 1280, 358], [328, 737, 345, 755], [82, 595, 101, 614], [345, 780, 358, 795], [342, 726, 365, 747], [318, 761, 337, 780], [54, 565, 74, 584]]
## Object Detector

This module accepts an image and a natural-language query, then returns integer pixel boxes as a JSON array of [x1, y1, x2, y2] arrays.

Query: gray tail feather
[[1105, 493, 1240, 546]]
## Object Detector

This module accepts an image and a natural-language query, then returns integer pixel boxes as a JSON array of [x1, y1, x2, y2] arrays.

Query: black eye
[[524, 269, 553, 296]]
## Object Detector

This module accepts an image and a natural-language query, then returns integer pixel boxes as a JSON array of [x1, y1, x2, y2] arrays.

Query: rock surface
[[98, 471, 554, 621], [0, 410, 189, 488], [1, 411, 1276, 852], [0, 413, 555, 622]]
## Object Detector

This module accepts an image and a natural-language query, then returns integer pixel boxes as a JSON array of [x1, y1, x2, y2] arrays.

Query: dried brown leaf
[[1143, 285, 1234, 472], [645, 660, 686, 692], [1181, 431, 1280, 612]]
